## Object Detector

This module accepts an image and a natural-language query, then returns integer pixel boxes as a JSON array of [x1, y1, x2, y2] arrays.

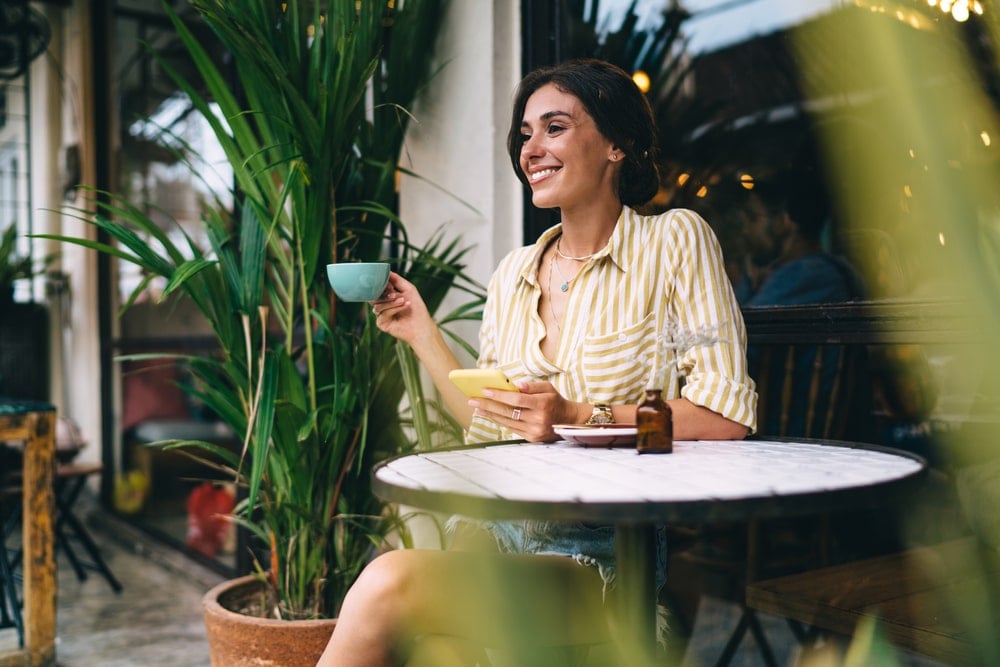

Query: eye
[[546, 123, 565, 134]]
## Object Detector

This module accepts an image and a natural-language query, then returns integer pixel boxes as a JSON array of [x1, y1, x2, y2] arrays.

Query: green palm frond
[[50, 0, 482, 620]]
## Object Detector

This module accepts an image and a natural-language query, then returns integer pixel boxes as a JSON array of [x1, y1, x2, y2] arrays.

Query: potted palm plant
[[0, 224, 55, 307], [44, 1, 482, 664]]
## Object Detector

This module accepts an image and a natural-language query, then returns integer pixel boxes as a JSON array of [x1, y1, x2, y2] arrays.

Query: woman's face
[[518, 83, 619, 212]]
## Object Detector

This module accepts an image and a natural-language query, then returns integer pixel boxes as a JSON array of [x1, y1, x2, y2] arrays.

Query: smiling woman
[[320, 58, 756, 667]]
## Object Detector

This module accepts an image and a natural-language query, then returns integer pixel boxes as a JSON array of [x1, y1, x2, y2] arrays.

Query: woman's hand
[[471, 381, 585, 443], [370, 272, 473, 427], [369, 272, 436, 348]]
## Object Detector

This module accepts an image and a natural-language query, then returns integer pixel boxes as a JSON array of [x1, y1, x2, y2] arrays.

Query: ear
[[609, 146, 626, 162]]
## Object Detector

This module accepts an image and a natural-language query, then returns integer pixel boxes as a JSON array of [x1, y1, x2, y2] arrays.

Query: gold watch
[[585, 404, 615, 425]]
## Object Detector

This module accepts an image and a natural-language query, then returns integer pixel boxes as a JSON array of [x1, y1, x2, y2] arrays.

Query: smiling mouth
[[529, 167, 559, 184]]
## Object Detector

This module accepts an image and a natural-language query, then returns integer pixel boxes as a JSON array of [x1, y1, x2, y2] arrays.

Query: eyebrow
[[521, 110, 572, 129]]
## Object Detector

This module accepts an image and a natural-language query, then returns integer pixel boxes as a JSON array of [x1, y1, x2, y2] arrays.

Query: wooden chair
[[664, 327, 874, 666]]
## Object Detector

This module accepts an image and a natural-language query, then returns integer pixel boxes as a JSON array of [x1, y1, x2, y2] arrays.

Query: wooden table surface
[[373, 438, 926, 664]]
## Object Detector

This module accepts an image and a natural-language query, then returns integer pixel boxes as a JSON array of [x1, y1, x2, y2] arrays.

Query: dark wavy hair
[[506, 58, 660, 208]]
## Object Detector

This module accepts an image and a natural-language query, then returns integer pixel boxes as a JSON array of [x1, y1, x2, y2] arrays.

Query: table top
[[373, 439, 926, 524], [0, 398, 56, 416]]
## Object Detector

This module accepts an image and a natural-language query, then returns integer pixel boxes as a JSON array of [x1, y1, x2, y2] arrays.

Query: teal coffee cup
[[326, 262, 391, 302]]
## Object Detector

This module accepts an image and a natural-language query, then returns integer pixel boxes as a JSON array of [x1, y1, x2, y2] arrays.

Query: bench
[[745, 536, 1000, 664]]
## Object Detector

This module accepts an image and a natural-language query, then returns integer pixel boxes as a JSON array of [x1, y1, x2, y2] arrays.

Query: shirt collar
[[516, 206, 633, 287]]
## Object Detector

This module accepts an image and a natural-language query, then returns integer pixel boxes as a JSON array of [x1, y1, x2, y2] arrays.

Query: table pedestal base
[[614, 524, 657, 666]]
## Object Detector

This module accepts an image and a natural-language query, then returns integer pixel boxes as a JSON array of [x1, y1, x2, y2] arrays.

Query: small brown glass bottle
[[636, 389, 673, 454]]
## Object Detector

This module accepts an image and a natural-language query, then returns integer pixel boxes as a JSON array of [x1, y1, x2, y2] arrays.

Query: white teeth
[[529, 168, 557, 183]]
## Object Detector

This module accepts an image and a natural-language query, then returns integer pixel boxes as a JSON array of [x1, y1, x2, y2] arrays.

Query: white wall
[[399, 0, 522, 367], [28, 1, 104, 463]]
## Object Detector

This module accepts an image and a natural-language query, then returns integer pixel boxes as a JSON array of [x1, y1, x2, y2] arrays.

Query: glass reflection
[[562, 0, 999, 307]]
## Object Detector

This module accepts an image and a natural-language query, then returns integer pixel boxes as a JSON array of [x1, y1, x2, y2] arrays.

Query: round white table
[[372, 438, 926, 664]]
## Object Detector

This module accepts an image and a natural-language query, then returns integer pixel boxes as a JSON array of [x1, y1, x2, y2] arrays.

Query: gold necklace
[[556, 236, 596, 262]]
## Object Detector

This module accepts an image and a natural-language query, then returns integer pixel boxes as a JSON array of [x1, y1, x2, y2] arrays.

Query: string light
[[632, 69, 651, 93], [926, 0, 984, 22]]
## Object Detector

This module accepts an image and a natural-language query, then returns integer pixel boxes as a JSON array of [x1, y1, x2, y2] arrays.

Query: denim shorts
[[448, 518, 669, 598]]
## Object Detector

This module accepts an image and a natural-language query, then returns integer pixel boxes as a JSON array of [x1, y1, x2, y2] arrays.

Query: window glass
[[114, 3, 232, 303], [0, 72, 33, 302], [558, 0, 1000, 307], [112, 1, 239, 572]]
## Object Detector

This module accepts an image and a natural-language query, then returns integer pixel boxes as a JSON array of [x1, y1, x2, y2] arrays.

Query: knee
[[340, 549, 416, 617]]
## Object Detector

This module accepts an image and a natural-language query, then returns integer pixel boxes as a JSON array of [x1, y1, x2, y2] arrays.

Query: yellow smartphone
[[448, 369, 516, 398]]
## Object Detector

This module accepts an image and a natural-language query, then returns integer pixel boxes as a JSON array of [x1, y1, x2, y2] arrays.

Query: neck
[[558, 201, 623, 258]]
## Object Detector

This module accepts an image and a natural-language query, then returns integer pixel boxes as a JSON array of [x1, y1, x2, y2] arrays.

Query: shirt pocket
[[581, 313, 657, 403]]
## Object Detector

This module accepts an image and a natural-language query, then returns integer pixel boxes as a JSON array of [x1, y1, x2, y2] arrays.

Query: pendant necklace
[[550, 254, 574, 293], [547, 255, 574, 331]]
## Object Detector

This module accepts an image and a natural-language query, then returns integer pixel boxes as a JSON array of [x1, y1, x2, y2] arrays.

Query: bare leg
[[316, 549, 611, 667]]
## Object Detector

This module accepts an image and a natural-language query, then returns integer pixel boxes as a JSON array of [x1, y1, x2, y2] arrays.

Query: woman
[[318, 59, 757, 666]]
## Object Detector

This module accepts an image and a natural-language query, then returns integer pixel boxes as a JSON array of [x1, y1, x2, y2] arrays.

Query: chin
[[531, 191, 559, 209]]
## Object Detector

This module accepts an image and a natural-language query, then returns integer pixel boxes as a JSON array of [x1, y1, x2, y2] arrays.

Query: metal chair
[[52, 462, 123, 592], [4, 461, 123, 593], [0, 472, 24, 647]]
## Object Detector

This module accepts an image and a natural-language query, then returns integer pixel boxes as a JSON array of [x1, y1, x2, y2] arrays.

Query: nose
[[521, 132, 543, 158]]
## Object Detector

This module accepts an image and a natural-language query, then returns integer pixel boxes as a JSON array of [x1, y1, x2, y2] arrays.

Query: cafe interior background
[[2, 0, 999, 647]]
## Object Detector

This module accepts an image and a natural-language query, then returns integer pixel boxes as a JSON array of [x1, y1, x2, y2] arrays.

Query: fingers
[[514, 380, 556, 395], [370, 293, 405, 314], [474, 391, 535, 427], [470, 395, 558, 443]]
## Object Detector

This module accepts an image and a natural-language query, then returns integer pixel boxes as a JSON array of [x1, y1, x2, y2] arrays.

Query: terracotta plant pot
[[202, 574, 337, 667]]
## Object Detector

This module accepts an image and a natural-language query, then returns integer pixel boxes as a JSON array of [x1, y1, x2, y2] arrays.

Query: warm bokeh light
[[739, 173, 755, 190], [981, 130, 992, 146], [632, 69, 651, 94], [676, 172, 690, 187], [695, 185, 708, 198], [926, 0, 985, 21]]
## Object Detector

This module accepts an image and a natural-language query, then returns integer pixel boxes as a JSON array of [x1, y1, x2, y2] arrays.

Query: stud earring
[[611, 154, 619, 161]]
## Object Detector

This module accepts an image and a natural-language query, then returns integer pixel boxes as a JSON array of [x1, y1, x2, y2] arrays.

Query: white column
[[399, 0, 523, 368]]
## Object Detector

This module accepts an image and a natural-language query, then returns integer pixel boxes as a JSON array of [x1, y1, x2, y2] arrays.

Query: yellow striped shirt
[[467, 206, 758, 443]]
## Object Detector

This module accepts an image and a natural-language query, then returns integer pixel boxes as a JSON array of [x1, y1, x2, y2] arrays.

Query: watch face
[[586, 406, 614, 425]]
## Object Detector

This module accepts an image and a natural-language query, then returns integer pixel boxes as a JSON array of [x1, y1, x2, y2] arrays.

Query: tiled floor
[[1, 490, 947, 667], [1, 491, 223, 667]]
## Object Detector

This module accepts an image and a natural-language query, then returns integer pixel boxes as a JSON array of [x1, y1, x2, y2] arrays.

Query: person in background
[[735, 169, 864, 308], [735, 169, 866, 439], [318, 59, 757, 666]]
